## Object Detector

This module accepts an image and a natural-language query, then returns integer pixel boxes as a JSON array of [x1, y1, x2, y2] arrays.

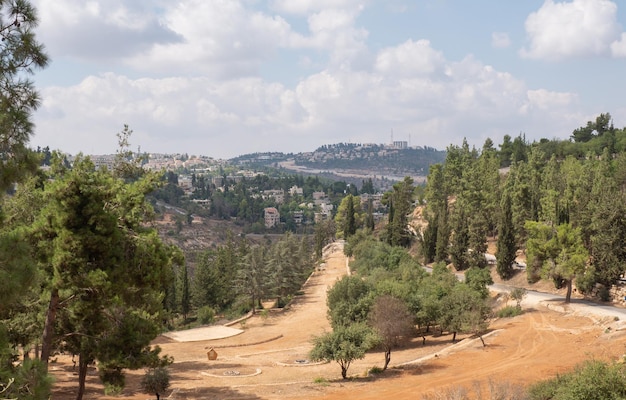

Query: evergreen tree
[[525, 222, 588, 302], [334, 195, 360, 239], [31, 155, 176, 399], [361, 178, 375, 194], [382, 177, 415, 247], [496, 189, 516, 279], [0, 3, 49, 394], [344, 195, 356, 238], [449, 205, 470, 271], [499, 134, 513, 168], [309, 323, 379, 379], [365, 198, 375, 231], [0, 0, 48, 192], [180, 264, 191, 320], [235, 245, 268, 312], [422, 164, 448, 263]]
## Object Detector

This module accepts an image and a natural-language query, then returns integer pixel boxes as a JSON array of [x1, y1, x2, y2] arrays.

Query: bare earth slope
[[51, 242, 626, 399]]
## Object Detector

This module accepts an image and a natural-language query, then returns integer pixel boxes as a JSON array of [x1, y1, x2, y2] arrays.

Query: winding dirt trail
[[51, 242, 626, 399]]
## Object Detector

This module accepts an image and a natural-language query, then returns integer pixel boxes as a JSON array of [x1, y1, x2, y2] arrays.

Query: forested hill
[[231, 143, 446, 177]]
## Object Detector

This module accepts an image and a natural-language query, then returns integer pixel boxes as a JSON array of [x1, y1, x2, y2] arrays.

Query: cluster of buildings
[[86, 152, 387, 230], [262, 189, 335, 228], [297, 142, 410, 163]]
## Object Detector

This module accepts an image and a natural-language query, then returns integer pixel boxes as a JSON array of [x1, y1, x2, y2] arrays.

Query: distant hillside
[[231, 143, 446, 186], [294, 143, 445, 175]]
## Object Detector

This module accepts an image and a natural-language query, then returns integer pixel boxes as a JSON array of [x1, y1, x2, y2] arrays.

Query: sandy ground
[[50, 242, 626, 399], [162, 326, 244, 342]]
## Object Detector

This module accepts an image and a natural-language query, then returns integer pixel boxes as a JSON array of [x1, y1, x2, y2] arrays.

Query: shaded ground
[[51, 242, 626, 399]]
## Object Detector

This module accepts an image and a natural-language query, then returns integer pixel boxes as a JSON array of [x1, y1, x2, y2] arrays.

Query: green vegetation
[[315, 227, 492, 377], [510, 287, 527, 309], [528, 360, 626, 400], [496, 305, 523, 318], [141, 367, 171, 400], [309, 322, 380, 379], [0, 2, 51, 397], [368, 295, 416, 370], [189, 233, 315, 319], [418, 118, 626, 302]]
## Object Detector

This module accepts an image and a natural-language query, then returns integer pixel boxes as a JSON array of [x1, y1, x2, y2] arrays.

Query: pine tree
[[0, 0, 48, 192], [32, 151, 176, 399]]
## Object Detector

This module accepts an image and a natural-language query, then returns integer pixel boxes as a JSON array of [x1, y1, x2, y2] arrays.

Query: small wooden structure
[[207, 347, 218, 361]]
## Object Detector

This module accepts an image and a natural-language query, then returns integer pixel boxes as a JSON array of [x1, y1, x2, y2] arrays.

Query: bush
[[369, 366, 384, 374], [527, 360, 626, 400], [103, 383, 124, 396], [497, 305, 523, 318], [3, 358, 53, 400], [197, 306, 215, 325], [260, 309, 270, 323], [313, 377, 329, 385], [141, 367, 170, 400], [99, 365, 125, 395], [598, 285, 611, 302]]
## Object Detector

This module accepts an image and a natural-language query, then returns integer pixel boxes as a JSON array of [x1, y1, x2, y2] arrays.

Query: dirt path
[[51, 242, 626, 399]]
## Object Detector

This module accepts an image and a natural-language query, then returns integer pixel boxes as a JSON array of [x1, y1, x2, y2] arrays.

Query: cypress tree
[[496, 190, 516, 279]]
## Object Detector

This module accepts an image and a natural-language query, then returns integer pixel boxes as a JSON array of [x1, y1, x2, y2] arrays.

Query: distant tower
[[409, 133, 411, 148], [390, 128, 394, 145]]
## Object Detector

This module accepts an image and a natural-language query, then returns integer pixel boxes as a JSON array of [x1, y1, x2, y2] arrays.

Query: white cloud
[[34, 41, 582, 158], [292, 8, 369, 71], [270, 0, 366, 15], [29, 1, 598, 158], [611, 33, 626, 57], [125, 1, 295, 78], [34, 0, 181, 60], [491, 32, 511, 49], [374, 39, 445, 77], [520, 0, 623, 61]]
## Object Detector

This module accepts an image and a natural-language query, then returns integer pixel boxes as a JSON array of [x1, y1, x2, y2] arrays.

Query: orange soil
[[51, 243, 626, 400]]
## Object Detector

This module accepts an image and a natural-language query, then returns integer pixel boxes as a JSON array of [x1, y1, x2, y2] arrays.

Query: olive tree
[[309, 323, 379, 379]]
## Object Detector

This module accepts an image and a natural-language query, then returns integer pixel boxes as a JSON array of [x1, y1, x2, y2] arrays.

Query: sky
[[28, 0, 626, 159]]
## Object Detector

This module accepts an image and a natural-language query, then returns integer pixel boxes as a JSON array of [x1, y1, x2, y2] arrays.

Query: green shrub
[[141, 367, 170, 400], [528, 360, 626, 400], [598, 285, 611, 302], [99, 365, 125, 395], [3, 358, 53, 400], [103, 383, 124, 396], [277, 295, 292, 308], [260, 309, 270, 323], [313, 377, 329, 385], [496, 305, 523, 318], [197, 306, 215, 325], [369, 366, 384, 374]]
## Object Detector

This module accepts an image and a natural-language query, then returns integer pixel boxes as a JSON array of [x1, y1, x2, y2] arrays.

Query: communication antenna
[[390, 128, 394, 144]]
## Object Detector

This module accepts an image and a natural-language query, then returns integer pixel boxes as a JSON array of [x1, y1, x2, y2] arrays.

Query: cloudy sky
[[29, 0, 626, 159]]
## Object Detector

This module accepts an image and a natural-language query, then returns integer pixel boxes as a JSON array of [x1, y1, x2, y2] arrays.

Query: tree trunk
[[452, 331, 457, 342], [565, 279, 573, 303], [156, 393, 160, 400], [41, 288, 59, 368], [383, 349, 391, 371], [76, 353, 88, 400], [341, 363, 348, 379]]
